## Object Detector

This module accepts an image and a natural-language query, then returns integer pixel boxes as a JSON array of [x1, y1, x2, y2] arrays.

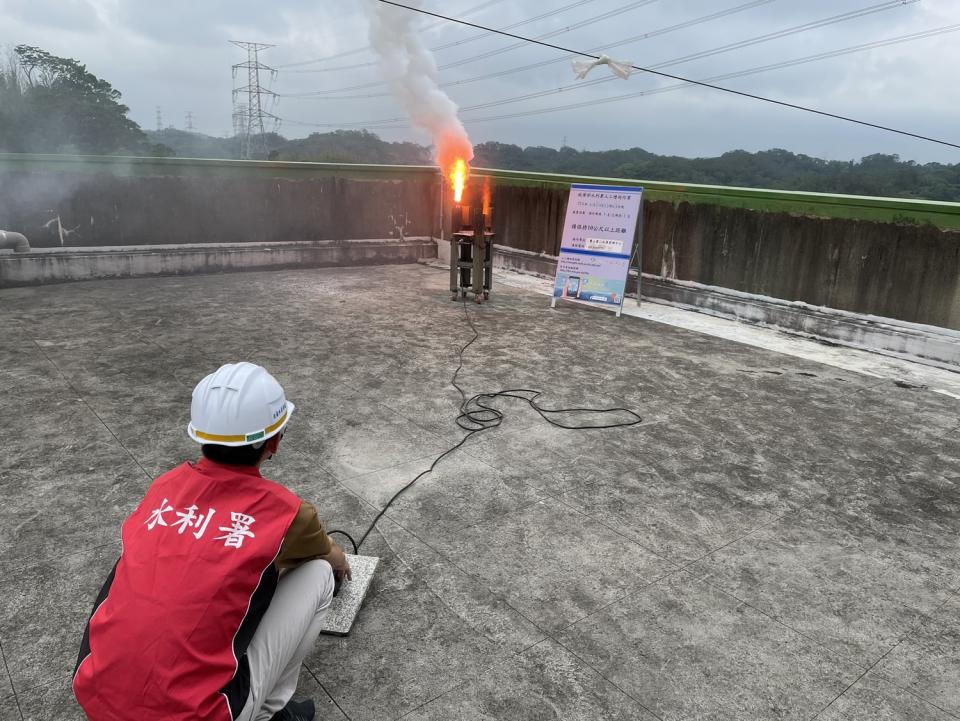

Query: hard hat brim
[[187, 401, 295, 447]]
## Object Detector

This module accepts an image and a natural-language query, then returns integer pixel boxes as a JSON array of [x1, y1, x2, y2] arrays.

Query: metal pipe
[[0, 230, 29, 253]]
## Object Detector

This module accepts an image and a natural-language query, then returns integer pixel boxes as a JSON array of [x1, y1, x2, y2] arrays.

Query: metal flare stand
[[450, 203, 493, 303]]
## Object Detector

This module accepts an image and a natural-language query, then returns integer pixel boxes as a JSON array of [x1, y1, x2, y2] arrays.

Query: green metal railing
[[473, 167, 960, 230], [3, 153, 960, 230], [0, 153, 438, 181]]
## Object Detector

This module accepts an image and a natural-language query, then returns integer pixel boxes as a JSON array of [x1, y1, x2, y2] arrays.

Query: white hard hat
[[187, 362, 294, 447]]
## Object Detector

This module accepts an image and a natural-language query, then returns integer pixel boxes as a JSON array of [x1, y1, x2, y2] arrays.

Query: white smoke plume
[[367, 0, 474, 186]]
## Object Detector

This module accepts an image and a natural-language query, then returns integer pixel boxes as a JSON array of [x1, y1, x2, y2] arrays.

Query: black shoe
[[270, 698, 316, 721]]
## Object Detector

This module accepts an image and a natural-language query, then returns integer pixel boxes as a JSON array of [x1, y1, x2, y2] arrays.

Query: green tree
[[0, 45, 146, 154]]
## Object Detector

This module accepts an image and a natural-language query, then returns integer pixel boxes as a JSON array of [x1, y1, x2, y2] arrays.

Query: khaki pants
[[236, 559, 334, 721]]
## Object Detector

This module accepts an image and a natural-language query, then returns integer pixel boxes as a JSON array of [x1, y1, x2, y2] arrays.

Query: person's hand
[[326, 543, 353, 582]]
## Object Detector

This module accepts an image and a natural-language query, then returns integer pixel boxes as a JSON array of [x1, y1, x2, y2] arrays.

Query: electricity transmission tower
[[185, 112, 195, 132], [156, 106, 163, 133], [232, 102, 249, 140], [230, 41, 279, 160]]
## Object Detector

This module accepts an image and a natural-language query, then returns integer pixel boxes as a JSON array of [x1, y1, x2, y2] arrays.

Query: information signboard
[[551, 183, 643, 316]]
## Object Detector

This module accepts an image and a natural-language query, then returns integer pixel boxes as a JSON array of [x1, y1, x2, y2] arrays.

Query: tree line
[[0, 45, 169, 157], [157, 129, 959, 203], [2, 45, 959, 202]]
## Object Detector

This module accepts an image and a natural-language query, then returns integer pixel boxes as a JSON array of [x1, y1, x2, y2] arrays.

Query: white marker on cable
[[571, 54, 634, 81]]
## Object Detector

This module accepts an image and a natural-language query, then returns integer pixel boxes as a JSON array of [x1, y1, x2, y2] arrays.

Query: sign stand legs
[[632, 198, 645, 308]]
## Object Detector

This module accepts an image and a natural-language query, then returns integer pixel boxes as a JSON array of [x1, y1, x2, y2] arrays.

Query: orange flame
[[450, 158, 467, 203], [437, 129, 473, 204]]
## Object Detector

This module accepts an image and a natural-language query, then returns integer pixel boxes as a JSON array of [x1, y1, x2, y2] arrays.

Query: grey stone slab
[[136, 451, 188, 481], [688, 509, 952, 667], [812, 484, 960, 598], [0, 643, 15, 705], [0, 400, 120, 474], [0, 456, 146, 574], [929, 431, 960, 481], [0, 347, 69, 398], [349, 369, 475, 440], [294, 665, 349, 721], [264, 366, 365, 421], [814, 670, 955, 721], [429, 496, 676, 631], [0, 701, 20, 721], [460, 419, 655, 482], [509, 440, 651, 499], [34, 337, 185, 396], [0, 544, 119, 693], [629, 418, 838, 514], [557, 467, 781, 564], [305, 552, 506, 721], [871, 596, 960, 716], [300, 354, 426, 405], [367, 518, 547, 655], [403, 639, 659, 721], [265, 448, 379, 545], [14, 680, 86, 721], [294, 394, 451, 480], [320, 554, 379, 636], [557, 572, 861, 721], [852, 382, 960, 440], [79, 389, 197, 464], [659, 390, 896, 488], [337, 452, 542, 540]]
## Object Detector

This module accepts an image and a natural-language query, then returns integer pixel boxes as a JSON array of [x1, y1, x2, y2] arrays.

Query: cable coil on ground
[[330, 298, 642, 554]]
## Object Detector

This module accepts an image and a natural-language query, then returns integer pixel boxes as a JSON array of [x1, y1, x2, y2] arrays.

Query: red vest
[[74, 459, 301, 721]]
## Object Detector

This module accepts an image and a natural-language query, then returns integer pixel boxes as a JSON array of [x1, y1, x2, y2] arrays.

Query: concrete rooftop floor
[[1, 264, 960, 721]]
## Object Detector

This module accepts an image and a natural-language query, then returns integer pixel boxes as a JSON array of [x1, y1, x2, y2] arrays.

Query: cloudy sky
[[2, 0, 958, 162]]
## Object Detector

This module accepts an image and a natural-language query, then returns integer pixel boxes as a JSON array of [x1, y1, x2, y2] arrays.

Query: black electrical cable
[[277, 22, 960, 134], [326, 529, 358, 555], [278, 0, 778, 98], [376, 0, 960, 152], [276, 0, 512, 69], [349, 297, 642, 552], [281, 0, 599, 73]]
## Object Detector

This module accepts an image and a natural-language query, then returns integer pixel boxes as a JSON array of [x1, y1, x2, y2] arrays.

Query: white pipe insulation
[[0, 230, 29, 253]]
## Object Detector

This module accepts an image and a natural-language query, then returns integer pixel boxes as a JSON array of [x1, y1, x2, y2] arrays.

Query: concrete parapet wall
[[476, 175, 960, 330], [490, 245, 960, 370], [3, 154, 959, 332], [0, 239, 437, 288], [0, 154, 441, 249], [641, 274, 960, 372], [642, 199, 960, 330]]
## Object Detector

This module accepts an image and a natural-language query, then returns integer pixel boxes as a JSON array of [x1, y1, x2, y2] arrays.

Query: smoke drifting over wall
[[367, 0, 474, 183]]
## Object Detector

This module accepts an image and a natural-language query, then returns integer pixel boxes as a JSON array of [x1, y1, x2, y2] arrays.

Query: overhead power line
[[438, 0, 778, 90], [367, 0, 960, 151], [279, 0, 777, 98], [282, 0, 601, 73], [654, 0, 918, 70], [433, 0, 928, 115], [275, 0, 511, 68], [436, 0, 661, 71], [457, 24, 960, 125], [431, 0, 611, 55], [280, 0, 912, 102], [276, 21, 960, 146]]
